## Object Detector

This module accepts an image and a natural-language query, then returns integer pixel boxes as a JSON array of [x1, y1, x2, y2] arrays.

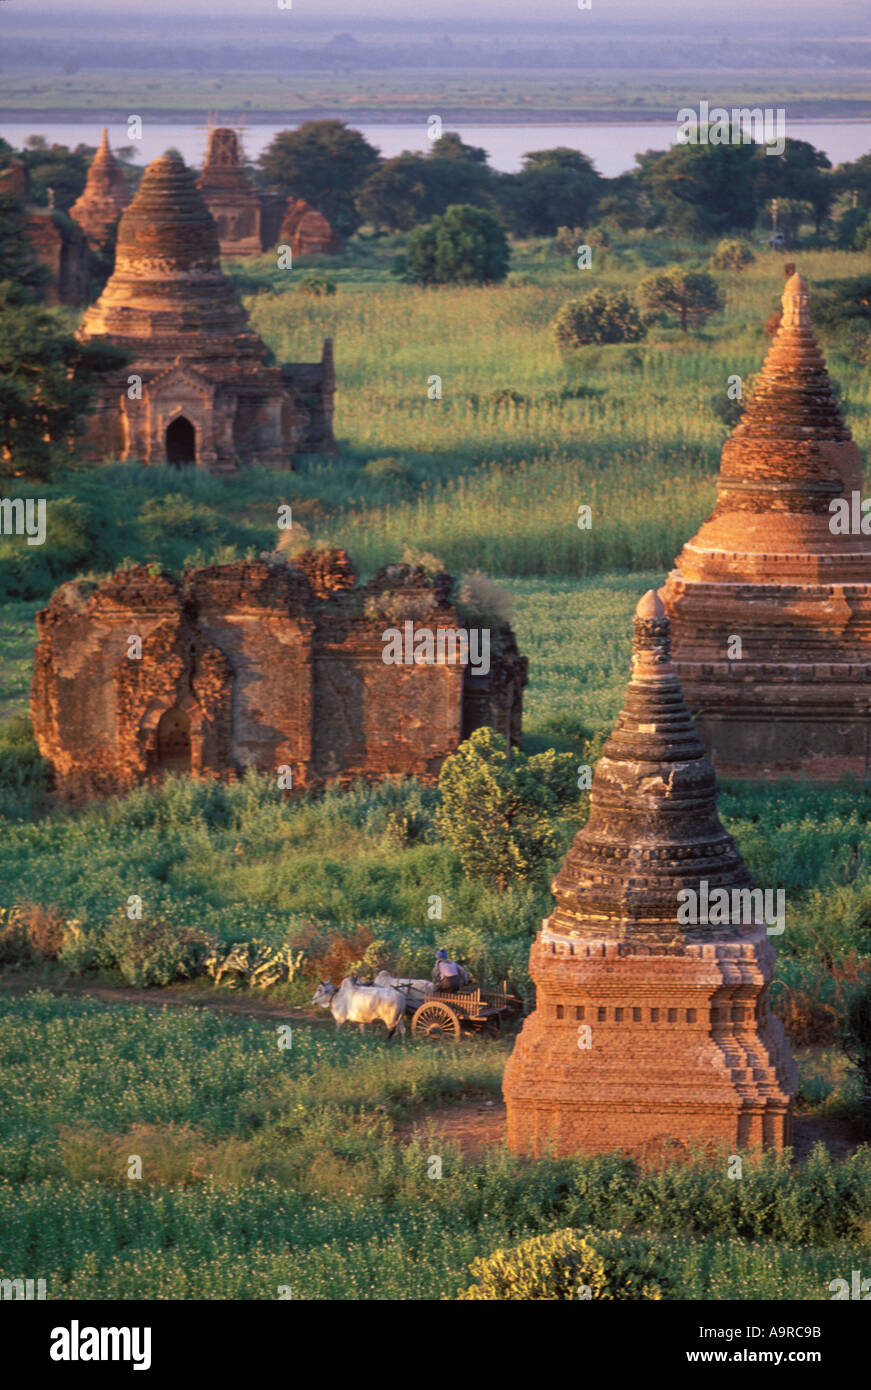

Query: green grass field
[[0, 989, 868, 1299]]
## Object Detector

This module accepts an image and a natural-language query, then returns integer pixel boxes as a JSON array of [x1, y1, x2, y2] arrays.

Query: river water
[[2, 119, 869, 176]]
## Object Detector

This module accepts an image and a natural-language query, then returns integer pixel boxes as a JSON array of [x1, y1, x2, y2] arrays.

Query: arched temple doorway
[[156, 707, 191, 772], [165, 415, 196, 467]]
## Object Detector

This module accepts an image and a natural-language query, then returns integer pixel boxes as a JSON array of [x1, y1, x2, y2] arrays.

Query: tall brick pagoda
[[663, 270, 871, 778], [504, 591, 796, 1158], [78, 151, 334, 469], [69, 128, 132, 250], [196, 127, 262, 257]]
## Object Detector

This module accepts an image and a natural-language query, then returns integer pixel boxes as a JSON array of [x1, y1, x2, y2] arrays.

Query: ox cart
[[384, 977, 522, 1041]]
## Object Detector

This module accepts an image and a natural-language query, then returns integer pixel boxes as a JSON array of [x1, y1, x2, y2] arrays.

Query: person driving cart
[[432, 948, 469, 994]]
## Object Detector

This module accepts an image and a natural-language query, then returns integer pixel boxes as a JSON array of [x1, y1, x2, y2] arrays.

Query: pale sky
[[5, 0, 870, 28]]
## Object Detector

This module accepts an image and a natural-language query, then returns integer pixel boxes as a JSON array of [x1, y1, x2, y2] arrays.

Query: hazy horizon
[[4, 0, 871, 33]]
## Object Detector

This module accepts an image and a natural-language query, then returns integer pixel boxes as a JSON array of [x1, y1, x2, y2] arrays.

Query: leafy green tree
[[404, 204, 509, 286], [357, 135, 494, 232], [357, 153, 430, 231], [835, 203, 871, 250], [552, 290, 646, 350], [0, 191, 48, 302], [498, 147, 603, 237], [811, 275, 871, 360], [639, 266, 724, 332], [435, 726, 577, 890], [753, 139, 833, 236], [833, 152, 871, 205], [0, 287, 129, 478], [17, 140, 90, 213], [258, 120, 380, 238], [638, 142, 758, 236], [855, 216, 871, 253], [428, 132, 488, 164]]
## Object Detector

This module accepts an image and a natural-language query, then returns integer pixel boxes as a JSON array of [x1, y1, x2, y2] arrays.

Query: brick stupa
[[504, 591, 796, 1158], [196, 127, 262, 257], [78, 151, 334, 469], [663, 271, 871, 778], [69, 128, 132, 250]]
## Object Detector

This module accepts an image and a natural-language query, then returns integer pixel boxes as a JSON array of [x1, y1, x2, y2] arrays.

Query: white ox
[[311, 977, 406, 1039]]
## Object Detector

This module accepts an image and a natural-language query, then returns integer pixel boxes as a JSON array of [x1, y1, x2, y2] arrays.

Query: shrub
[[710, 239, 755, 271], [101, 915, 212, 988], [551, 289, 645, 350], [487, 388, 526, 408], [297, 275, 337, 296], [404, 204, 510, 286], [435, 727, 578, 890], [0, 903, 65, 965], [553, 225, 610, 259], [362, 456, 411, 481], [0, 714, 52, 818], [456, 572, 514, 628], [841, 984, 871, 1125], [0, 498, 98, 599], [456, 1227, 670, 1300], [292, 923, 378, 982]]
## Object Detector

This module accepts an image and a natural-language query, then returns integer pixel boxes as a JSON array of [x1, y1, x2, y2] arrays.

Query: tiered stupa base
[[505, 925, 796, 1157]]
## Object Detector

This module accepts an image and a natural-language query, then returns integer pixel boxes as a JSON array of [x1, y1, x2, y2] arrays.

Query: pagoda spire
[[548, 591, 753, 947]]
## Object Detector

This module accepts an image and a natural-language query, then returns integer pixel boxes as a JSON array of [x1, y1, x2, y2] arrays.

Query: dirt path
[[0, 973, 332, 1026]]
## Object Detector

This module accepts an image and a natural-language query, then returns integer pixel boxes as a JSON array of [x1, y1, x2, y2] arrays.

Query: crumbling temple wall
[[31, 552, 527, 801]]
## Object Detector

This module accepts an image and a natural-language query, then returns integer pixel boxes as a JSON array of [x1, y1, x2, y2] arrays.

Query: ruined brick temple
[[503, 591, 796, 1158], [0, 159, 89, 307], [77, 151, 335, 470], [663, 271, 871, 778], [279, 199, 341, 258], [194, 127, 340, 260], [31, 551, 527, 800], [69, 128, 132, 251]]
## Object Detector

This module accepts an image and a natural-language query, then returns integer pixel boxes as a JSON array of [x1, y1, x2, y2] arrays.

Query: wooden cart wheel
[[412, 1000, 461, 1041]]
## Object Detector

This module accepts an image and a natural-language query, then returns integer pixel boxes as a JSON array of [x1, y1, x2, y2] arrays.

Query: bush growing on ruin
[[456, 572, 514, 628], [638, 266, 724, 333], [404, 204, 510, 286], [551, 289, 645, 350], [456, 1228, 670, 1300], [710, 239, 755, 271], [435, 727, 577, 891]]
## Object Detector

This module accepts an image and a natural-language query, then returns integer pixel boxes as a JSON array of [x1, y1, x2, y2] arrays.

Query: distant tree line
[[256, 120, 871, 250], [5, 121, 871, 252]]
